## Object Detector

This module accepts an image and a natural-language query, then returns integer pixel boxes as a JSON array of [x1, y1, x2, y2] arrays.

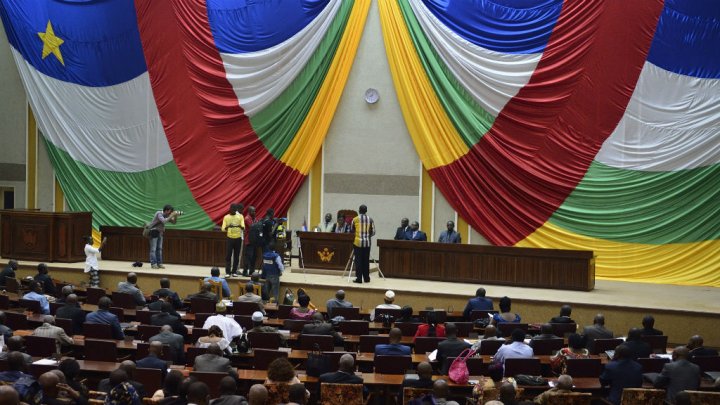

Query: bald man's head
[[160, 325, 173, 333], [39, 372, 60, 397], [0, 385, 19, 405], [389, 327, 402, 343], [206, 343, 223, 356], [248, 384, 268, 405], [433, 379, 449, 399], [149, 341, 164, 356], [483, 325, 498, 338], [338, 354, 355, 373], [688, 335, 703, 349], [417, 361, 433, 380], [66, 294, 78, 305], [673, 346, 690, 360], [499, 382, 516, 402], [557, 374, 573, 390], [119, 360, 136, 378]]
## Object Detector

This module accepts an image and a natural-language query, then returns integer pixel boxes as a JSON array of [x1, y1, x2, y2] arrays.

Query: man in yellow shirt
[[352, 204, 375, 284], [221, 203, 245, 277]]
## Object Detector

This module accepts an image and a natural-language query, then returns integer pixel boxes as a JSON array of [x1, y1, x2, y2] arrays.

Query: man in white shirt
[[202, 305, 243, 342], [317, 213, 334, 232], [371, 290, 401, 321], [493, 328, 534, 368]]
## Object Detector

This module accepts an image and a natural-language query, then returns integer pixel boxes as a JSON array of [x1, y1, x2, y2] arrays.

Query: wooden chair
[[277, 304, 294, 319], [192, 328, 209, 341], [531, 338, 565, 355], [637, 357, 669, 373], [186, 347, 208, 366], [395, 322, 420, 336], [564, 358, 603, 378], [323, 352, 357, 370], [359, 335, 389, 353], [85, 287, 106, 305], [109, 306, 125, 322], [137, 324, 161, 341], [690, 355, 720, 372], [403, 387, 432, 405], [55, 317, 74, 336], [237, 282, 262, 298], [375, 355, 412, 374], [497, 323, 528, 337], [0, 294, 9, 309], [193, 313, 213, 328], [419, 310, 447, 323], [300, 334, 334, 351], [111, 292, 137, 309], [190, 298, 216, 314], [550, 323, 578, 338], [283, 319, 311, 332], [479, 339, 505, 355], [446, 356, 486, 375], [503, 358, 542, 377], [83, 323, 113, 339], [231, 301, 262, 316], [338, 320, 369, 336], [135, 342, 172, 362], [454, 322, 474, 338], [620, 388, 665, 405], [329, 306, 360, 320], [265, 383, 290, 405], [5, 277, 22, 294], [640, 335, 668, 354], [590, 338, 624, 355], [84, 339, 121, 362], [234, 315, 253, 330], [683, 390, 720, 405], [19, 298, 41, 314], [253, 349, 288, 370], [546, 393, 591, 404], [135, 310, 160, 325], [414, 337, 445, 354], [5, 311, 28, 330], [374, 307, 404, 321], [135, 367, 164, 395], [320, 383, 363, 405], [87, 391, 107, 405], [189, 371, 227, 398], [248, 332, 282, 349], [25, 335, 57, 357], [30, 362, 59, 378], [202, 279, 224, 300], [470, 310, 497, 321]]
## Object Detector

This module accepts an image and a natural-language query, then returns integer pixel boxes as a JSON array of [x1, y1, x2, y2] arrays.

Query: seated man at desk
[[86, 297, 124, 340], [404, 221, 427, 241], [33, 263, 56, 296], [375, 327, 411, 356], [32, 315, 74, 354], [0, 260, 17, 287], [117, 272, 146, 306], [22, 281, 50, 314], [187, 282, 218, 302], [317, 213, 334, 232], [204, 267, 231, 299], [237, 282, 265, 315], [152, 278, 182, 309]]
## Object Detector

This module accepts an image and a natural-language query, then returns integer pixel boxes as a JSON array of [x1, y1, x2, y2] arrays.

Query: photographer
[[148, 204, 180, 269]]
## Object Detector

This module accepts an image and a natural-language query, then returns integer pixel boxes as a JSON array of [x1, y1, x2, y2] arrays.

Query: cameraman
[[148, 204, 180, 269]]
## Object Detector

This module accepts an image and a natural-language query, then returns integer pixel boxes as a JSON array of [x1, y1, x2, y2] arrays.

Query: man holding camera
[[148, 204, 180, 269]]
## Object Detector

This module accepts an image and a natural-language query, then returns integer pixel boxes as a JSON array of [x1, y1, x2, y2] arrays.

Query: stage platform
[[7, 257, 720, 348]]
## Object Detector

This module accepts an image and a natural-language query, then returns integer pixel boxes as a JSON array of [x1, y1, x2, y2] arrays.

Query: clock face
[[364, 88, 379, 104]]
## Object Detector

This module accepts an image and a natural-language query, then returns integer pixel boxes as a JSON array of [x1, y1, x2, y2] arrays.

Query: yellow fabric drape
[[517, 222, 720, 287], [281, 0, 372, 174], [378, 0, 469, 169]]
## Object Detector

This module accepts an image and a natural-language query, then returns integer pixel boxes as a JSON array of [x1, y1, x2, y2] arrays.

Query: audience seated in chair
[[550, 333, 589, 375], [193, 343, 236, 379], [653, 346, 701, 404], [462, 287, 493, 320], [414, 310, 445, 340], [32, 315, 74, 354], [492, 296, 520, 324], [301, 312, 343, 345], [640, 315, 663, 336], [151, 302, 187, 338], [687, 334, 719, 359], [55, 294, 86, 335], [492, 328, 533, 374], [208, 376, 247, 405], [599, 344, 643, 405], [247, 384, 268, 405], [402, 361, 434, 390], [0, 352, 34, 386], [237, 282, 265, 315], [325, 289, 353, 319], [149, 325, 185, 365], [0, 260, 17, 288], [319, 353, 363, 384], [152, 278, 183, 309], [437, 323, 471, 374], [533, 374, 574, 405], [581, 314, 613, 353], [549, 305, 574, 324], [97, 361, 146, 398], [204, 267, 231, 299], [22, 281, 50, 314], [137, 341, 169, 379], [86, 296, 125, 340], [117, 272, 147, 306], [619, 328, 652, 360], [375, 327, 411, 356], [0, 311, 13, 342], [289, 294, 316, 320], [0, 336, 32, 366], [34, 263, 57, 296], [196, 325, 232, 355], [187, 282, 218, 302], [150, 369, 184, 401], [202, 305, 243, 342]]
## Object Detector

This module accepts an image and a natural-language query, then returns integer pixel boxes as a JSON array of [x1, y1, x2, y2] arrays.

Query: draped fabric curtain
[[0, 0, 370, 230], [380, 0, 720, 286]]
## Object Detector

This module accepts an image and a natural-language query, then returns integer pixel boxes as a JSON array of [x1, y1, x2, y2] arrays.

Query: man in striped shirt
[[352, 204, 375, 284]]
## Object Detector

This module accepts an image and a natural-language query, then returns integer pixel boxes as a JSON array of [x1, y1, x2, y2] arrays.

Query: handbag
[[305, 344, 331, 377], [514, 374, 547, 386], [282, 288, 295, 305], [236, 333, 249, 353], [448, 348, 476, 384]]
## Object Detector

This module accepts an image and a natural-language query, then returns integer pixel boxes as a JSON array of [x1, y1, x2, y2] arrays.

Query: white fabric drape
[[409, 0, 541, 117], [597, 62, 720, 171], [13, 49, 171, 172], [221, 0, 340, 117]]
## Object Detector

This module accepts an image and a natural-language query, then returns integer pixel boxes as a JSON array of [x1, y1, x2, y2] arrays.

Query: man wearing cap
[[325, 290, 352, 318], [371, 290, 401, 321], [202, 305, 243, 342], [237, 282, 265, 315], [248, 311, 286, 344]]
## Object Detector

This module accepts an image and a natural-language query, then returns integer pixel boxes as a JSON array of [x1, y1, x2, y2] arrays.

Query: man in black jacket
[[0, 260, 17, 287], [437, 323, 471, 374], [152, 278, 182, 309], [393, 218, 409, 240], [34, 263, 56, 296], [150, 302, 187, 338], [301, 313, 343, 345], [55, 294, 85, 335], [319, 354, 363, 384]]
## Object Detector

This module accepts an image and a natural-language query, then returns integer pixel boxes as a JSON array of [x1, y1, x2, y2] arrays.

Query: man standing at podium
[[148, 205, 180, 269], [352, 204, 375, 284], [438, 221, 461, 244]]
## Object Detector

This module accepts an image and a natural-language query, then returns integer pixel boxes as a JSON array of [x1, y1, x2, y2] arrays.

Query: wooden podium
[[0, 210, 92, 262], [298, 231, 354, 270]]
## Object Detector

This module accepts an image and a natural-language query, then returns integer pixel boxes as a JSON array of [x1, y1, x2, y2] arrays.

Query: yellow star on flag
[[37, 20, 65, 66]]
